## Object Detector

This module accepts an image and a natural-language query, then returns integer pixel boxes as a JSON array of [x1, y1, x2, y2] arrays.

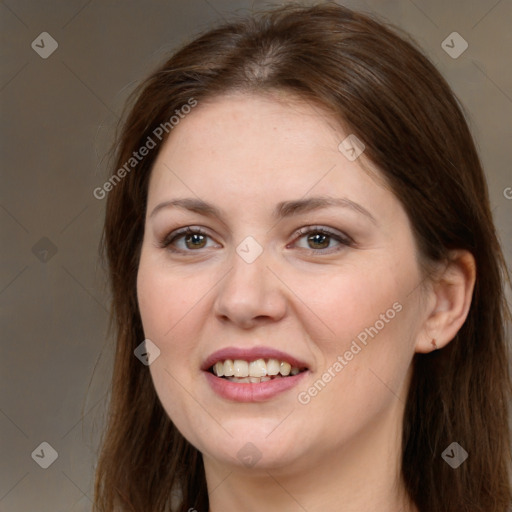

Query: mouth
[[208, 357, 307, 383], [202, 347, 309, 402]]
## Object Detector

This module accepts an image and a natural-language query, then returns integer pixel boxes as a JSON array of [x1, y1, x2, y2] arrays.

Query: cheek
[[291, 257, 417, 408], [137, 257, 209, 441], [290, 257, 408, 348], [136, 256, 200, 391], [137, 252, 199, 341]]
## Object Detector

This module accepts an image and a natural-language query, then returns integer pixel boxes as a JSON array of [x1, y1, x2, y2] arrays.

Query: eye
[[290, 226, 353, 253], [160, 225, 353, 254], [160, 227, 220, 252]]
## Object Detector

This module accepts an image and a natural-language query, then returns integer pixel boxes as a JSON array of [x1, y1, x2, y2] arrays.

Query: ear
[[415, 250, 476, 353]]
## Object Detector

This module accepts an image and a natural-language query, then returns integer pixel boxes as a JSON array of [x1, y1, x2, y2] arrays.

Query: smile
[[210, 358, 305, 383], [203, 347, 310, 402]]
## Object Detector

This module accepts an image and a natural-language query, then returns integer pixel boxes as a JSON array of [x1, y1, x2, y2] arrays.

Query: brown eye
[[292, 226, 352, 253], [161, 227, 220, 253], [306, 232, 330, 250], [184, 233, 207, 249]]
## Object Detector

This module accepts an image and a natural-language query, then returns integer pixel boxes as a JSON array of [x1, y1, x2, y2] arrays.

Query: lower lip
[[204, 370, 308, 402]]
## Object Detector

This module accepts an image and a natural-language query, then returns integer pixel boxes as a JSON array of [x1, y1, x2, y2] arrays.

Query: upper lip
[[201, 346, 309, 371]]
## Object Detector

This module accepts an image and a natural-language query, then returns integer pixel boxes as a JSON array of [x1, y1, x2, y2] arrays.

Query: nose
[[213, 246, 287, 329]]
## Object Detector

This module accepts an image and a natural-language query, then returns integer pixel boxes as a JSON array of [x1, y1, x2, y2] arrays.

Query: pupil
[[186, 234, 206, 249], [308, 233, 329, 249]]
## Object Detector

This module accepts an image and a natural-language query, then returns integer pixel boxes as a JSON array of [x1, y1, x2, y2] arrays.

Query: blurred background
[[1, 0, 511, 510]]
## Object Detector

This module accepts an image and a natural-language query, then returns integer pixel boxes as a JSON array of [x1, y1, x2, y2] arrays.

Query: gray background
[[1, 0, 511, 510]]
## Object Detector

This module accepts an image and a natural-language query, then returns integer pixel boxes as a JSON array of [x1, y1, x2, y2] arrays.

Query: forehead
[[162, 92, 340, 161], [146, 92, 396, 222]]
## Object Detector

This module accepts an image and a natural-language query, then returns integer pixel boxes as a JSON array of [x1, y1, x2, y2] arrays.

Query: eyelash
[[159, 226, 353, 255]]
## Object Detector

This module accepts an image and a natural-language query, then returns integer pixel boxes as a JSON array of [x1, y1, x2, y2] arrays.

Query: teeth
[[212, 357, 303, 379], [233, 360, 249, 377], [227, 375, 276, 383], [214, 361, 224, 377], [280, 361, 291, 376], [223, 359, 234, 377], [266, 359, 280, 375], [249, 359, 267, 377]]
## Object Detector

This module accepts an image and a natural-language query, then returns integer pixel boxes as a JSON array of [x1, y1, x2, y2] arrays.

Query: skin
[[137, 92, 475, 512]]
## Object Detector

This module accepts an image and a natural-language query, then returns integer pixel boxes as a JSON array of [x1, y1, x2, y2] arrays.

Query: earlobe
[[415, 250, 476, 353]]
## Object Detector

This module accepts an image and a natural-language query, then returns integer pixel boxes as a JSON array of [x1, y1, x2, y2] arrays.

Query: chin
[[194, 424, 306, 470]]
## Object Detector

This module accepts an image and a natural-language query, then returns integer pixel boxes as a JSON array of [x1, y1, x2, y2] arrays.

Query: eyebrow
[[149, 195, 377, 224]]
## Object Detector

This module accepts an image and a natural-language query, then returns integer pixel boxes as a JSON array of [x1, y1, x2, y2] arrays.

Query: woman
[[94, 3, 511, 511]]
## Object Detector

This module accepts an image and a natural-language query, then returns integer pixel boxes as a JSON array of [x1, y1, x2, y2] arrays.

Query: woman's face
[[137, 93, 428, 474]]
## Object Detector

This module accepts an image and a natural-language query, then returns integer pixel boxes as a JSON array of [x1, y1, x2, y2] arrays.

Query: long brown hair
[[94, 3, 511, 511]]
